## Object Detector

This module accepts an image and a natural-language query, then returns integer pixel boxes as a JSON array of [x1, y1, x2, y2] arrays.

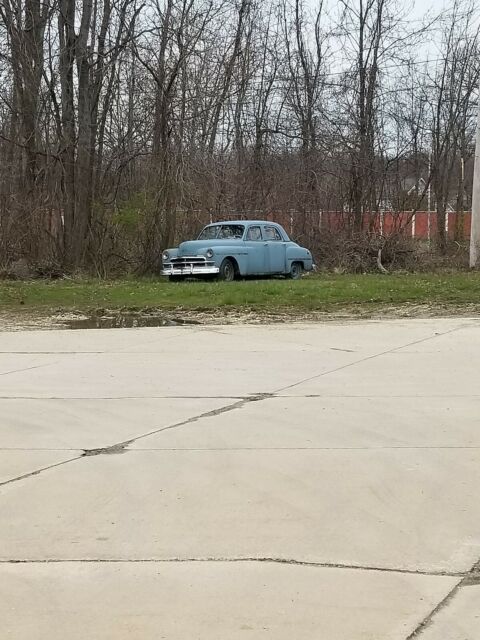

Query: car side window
[[264, 226, 282, 241], [246, 226, 262, 241]]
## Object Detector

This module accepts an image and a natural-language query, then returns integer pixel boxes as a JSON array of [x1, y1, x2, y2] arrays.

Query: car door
[[263, 225, 287, 273], [244, 225, 267, 274]]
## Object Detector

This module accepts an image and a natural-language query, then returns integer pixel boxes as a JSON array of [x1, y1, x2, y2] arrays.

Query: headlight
[[162, 250, 169, 261], [206, 248, 214, 259]]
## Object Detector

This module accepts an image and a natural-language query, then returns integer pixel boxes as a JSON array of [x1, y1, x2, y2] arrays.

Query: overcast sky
[[303, 0, 452, 63], [307, 0, 443, 23]]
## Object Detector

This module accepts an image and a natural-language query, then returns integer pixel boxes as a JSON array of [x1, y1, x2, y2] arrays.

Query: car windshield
[[198, 224, 245, 240]]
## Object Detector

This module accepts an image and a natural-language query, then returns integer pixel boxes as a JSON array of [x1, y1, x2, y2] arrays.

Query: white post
[[427, 154, 431, 213], [470, 86, 480, 268]]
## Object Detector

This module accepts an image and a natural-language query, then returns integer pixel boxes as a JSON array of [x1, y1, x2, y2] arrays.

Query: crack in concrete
[[405, 558, 480, 638], [0, 394, 276, 480], [0, 556, 465, 577], [117, 445, 480, 452], [0, 326, 467, 486], [3, 394, 480, 400], [2, 322, 480, 632], [461, 571, 480, 586], [82, 442, 130, 456], [0, 361, 60, 377], [276, 326, 463, 394], [0, 351, 106, 354], [4, 445, 480, 453], [0, 455, 83, 488], [300, 394, 480, 398], [104, 327, 464, 461], [81, 393, 275, 457], [122, 392, 273, 445], [405, 580, 463, 638], [0, 395, 246, 400]]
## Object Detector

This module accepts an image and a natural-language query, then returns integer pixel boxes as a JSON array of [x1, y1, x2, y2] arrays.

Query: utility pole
[[470, 88, 480, 267]]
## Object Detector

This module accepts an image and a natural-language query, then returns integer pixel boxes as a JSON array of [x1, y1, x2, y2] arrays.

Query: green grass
[[1, 273, 480, 315]]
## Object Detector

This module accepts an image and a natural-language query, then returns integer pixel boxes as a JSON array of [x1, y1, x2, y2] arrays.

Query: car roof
[[207, 220, 281, 226]]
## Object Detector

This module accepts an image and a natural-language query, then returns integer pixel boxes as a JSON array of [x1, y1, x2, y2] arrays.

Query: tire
[[169, 275, 183, 282], [218, 258, 236, 282], [287, 262, 303, 280]]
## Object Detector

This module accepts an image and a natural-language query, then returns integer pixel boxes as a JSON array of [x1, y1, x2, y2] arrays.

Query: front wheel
[[287, 262, 303, 280], [218, 258, 236, 282], [169, 275, 183, 282]]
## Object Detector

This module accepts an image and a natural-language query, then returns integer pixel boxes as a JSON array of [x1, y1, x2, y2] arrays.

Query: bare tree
[[429, 0, 480, 252], [0, 0, 479, 272]]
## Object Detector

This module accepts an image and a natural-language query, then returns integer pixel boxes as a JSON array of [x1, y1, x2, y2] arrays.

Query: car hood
[[178, 239, 243, 255]]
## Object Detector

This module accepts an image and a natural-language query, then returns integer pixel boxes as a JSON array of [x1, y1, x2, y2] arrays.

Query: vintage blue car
[[161, 220, 314, 281]]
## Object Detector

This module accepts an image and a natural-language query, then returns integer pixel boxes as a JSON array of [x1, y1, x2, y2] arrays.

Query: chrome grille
[[170, 256, 208, 265]]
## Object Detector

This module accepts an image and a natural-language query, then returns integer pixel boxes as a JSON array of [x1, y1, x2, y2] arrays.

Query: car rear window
[[264, 226, 282, 241]]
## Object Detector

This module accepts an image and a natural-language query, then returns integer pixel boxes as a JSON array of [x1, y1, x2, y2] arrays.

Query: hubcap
[[223, 262, 233, 281]]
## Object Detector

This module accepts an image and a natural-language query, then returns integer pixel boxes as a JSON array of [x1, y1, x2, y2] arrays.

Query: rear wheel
[[218, 258, 235, 282], [287, 262, 303, 280], [169, 275, 183, 282]]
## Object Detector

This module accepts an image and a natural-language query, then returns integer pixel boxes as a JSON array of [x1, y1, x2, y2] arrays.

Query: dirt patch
[[1, 303, 480, 331]]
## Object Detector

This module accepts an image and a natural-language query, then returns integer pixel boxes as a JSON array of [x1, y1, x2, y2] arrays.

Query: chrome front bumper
[[161, 264, 219, 276]]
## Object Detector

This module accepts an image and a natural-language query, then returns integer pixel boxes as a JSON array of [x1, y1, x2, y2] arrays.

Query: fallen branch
[[376, 248, 389, 274]]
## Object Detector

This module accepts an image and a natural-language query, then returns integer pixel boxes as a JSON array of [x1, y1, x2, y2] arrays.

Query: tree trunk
[[58, 0, 77, 265]]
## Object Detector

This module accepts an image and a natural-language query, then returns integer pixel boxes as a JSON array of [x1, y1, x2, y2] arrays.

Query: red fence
[[260, 211, 472, 240], [375, 211, 471, 239]]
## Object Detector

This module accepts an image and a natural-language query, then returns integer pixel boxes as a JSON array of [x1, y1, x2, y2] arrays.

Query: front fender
[[211, 247, 249, 275], [163, 247, 179, 259]]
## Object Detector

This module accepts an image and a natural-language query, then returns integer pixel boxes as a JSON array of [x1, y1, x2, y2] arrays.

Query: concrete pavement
[[1, 319, 479, 638]]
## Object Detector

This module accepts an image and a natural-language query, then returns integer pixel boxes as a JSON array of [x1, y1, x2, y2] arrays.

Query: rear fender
[[286, 247, 313, 271]]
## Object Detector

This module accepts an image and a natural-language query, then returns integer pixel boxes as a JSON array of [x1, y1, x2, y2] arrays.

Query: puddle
[[64, 313, 201, 329]]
